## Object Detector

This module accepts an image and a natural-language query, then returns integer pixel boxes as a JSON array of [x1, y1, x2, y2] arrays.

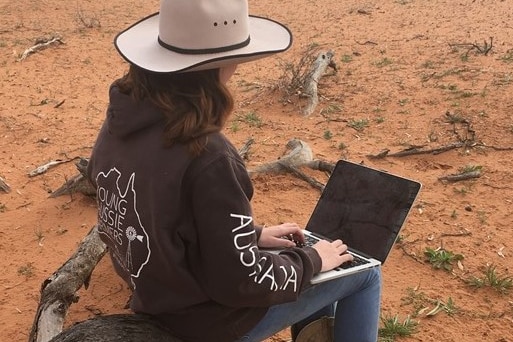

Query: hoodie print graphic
[[96, 168, 150, 288], [231, 214, 299, 292]]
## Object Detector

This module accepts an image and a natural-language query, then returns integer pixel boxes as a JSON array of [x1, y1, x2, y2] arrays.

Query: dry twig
[[448, 37, 493, 56], [0, 176, 10, 193], [368, 111, 513, 158]]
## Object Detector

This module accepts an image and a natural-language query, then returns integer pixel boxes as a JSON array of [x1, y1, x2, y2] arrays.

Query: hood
[[106, 84, 164, 138]]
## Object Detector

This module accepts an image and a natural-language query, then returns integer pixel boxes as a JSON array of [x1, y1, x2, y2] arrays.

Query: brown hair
[[115, 65, 234, 155]]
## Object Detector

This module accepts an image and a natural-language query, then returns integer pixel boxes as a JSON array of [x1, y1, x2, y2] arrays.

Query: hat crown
[[159, 0, 250, 54]]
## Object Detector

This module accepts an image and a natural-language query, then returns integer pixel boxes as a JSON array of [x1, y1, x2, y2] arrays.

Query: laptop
[[274, 159, 422, 284]]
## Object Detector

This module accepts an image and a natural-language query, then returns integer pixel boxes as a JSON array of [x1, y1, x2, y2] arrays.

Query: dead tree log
[[248, 139, 335, 191], [301, 50, 337, 116], [48, 314, 182, 342], [249, 139, 314, 174], [29, 226, 108, 342], [29, 226, 182, 342]]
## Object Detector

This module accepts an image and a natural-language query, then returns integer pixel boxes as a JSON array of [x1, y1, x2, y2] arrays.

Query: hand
[[313, 239, 354, 272], [257, 223, 305, 248]]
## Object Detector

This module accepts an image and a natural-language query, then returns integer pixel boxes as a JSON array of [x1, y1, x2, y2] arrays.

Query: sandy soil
[[1, 0, 512, 341]]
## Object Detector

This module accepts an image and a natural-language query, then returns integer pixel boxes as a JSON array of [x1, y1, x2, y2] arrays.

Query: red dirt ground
[[1, 1, 512, 341]]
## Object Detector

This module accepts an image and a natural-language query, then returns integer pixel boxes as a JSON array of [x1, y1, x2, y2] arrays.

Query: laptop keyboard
[[302, 234, 320, 247], [340, 254, 370, 269], [296, 234, 371, 270]]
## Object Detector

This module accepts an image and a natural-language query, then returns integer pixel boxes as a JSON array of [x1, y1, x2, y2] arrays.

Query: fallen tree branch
[[278, 162, 326, 192], [368, 141, 513, 159], [485, 145, 513, 151], [17, 36, 64, 61], [386, 142, 465, 157], [29, 157, 80, 178], [29, 225, 107, 342], [438, 170, 481, 183], [367, 111, 513, 158], [249, 140, 336, 191], [49, 158, 96, 198], [249, 139, 314, 174], [305, 160, 336, 174], [301, 50, 337, 116]]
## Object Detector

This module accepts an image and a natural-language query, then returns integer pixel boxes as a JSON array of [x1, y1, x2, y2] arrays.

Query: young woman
[[86, 1, 381, 341]]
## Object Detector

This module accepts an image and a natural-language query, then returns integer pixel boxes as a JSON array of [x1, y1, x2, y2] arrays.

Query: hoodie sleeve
[[188, 153, 321, 308]]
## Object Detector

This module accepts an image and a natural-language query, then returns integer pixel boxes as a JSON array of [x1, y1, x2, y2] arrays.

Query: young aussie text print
[[96, 168, 151, 287]]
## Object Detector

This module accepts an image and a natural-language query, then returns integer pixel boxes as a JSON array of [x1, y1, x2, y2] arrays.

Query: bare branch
[[17, 36, 64, 61]]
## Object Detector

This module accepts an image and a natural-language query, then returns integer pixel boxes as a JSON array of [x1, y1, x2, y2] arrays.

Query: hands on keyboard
[[282, 234, 370, 270]]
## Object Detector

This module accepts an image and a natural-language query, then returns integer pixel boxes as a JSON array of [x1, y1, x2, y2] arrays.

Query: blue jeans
[[237, 267, 381, 342]]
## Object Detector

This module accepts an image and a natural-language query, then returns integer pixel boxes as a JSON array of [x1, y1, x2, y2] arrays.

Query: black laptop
[[302, 160, 422, 284]]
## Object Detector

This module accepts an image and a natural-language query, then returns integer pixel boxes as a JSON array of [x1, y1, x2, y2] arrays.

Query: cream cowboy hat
[[114, 0, 293, 73]]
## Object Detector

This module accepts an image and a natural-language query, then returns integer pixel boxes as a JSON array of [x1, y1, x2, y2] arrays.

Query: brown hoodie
[[86, 84, 321, 342]]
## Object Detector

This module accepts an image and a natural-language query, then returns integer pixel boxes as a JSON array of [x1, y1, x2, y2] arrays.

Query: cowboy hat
[[114, 0, 293, 73]]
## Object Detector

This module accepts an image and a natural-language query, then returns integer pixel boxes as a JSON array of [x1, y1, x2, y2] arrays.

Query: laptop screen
[[305, 160, 421, 263]]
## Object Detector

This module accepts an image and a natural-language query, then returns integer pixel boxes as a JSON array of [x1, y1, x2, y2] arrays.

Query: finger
[[338, 243, 349, 254], [291, 229, 305, 242], [332, 239, 344, 247], [277, 237, 296, 248], [341, 253, 354, 264], [269, 236, 296, 248], [282, 222, 301, 231], [277, 223, 302, 236]]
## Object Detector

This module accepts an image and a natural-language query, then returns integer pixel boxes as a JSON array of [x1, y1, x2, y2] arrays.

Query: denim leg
[[237, 267, 381, 342], [333, 268, 382, 342]]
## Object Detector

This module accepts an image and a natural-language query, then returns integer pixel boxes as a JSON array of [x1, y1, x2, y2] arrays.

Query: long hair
[[114, 65, 234, 155]]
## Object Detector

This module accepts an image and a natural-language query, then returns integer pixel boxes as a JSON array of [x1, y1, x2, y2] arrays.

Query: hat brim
[[115, 13, 292, 73]]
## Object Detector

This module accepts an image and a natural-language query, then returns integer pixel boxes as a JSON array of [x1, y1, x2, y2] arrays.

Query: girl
[[87, 1, 381, 341]]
